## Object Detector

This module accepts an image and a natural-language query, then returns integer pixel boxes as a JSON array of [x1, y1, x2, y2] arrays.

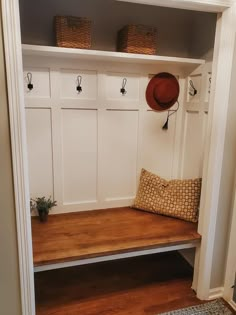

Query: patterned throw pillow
[[133, 169, 202, 223]]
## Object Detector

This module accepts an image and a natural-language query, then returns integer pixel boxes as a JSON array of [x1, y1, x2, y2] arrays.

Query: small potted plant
[[31, 196, 57, 222]]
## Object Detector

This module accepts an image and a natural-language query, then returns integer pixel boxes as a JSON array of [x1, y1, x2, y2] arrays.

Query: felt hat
[[146, 72, 180, 111]]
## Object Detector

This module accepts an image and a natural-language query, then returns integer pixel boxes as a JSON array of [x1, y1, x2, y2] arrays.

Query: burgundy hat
[[146, 72, 180, 111]]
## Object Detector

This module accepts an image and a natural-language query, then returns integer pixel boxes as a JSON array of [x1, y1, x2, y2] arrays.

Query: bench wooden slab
[[32, 207, 201, 272]]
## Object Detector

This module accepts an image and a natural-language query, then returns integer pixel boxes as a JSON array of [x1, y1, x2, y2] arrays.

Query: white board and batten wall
[[23, 53, 212, 215]]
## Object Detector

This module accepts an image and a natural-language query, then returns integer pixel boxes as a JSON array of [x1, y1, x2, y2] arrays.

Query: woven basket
[[117, 24, 157, 55], [55, 16, 92, 49]]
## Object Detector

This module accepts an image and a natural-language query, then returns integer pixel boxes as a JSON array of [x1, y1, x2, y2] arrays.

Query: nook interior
[[19, 0, 218, 314]]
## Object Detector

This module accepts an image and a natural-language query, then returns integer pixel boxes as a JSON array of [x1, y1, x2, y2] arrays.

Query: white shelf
[[116, 0, 231, 13], [22, 44, 205, 67]]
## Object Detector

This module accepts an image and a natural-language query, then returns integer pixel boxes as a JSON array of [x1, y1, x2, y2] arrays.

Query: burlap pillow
[[133, 169, 201, 223]]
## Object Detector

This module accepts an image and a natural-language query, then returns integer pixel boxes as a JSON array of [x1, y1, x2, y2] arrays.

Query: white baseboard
[[228, 300, 236, 311], [208, 287, 224, 300]]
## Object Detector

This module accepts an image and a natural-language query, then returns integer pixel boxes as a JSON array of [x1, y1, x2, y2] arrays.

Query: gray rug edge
[[157, 299, 234, 315]]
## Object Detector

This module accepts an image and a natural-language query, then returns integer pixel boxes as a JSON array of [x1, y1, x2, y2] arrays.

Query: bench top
[[32, 207, 201, 268]]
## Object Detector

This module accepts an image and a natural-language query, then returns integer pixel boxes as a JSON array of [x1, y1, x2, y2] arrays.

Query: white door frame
[[224, 181, 236, 310], [1, 0, 236, 313], [195, 3, 236, 300], [1, 0, 35, 314]]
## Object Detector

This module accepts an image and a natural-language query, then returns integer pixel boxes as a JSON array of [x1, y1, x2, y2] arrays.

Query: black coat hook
[[208, 77, 211, 94], [76, 75, 82, 93], [120, 78, 127, 95], [27, 72, 33, 91], [189, 79, 197, 96]]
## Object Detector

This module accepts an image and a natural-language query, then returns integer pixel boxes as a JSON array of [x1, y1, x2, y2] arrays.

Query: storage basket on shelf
[[117, 24, 157, 55], [55, 16, 92, 49]]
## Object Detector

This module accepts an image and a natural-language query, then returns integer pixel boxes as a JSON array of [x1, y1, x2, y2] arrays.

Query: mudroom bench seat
[[31, 207, 201, 272]]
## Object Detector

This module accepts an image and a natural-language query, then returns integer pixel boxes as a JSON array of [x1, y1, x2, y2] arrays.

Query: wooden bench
[[32, 207, 201, 272]]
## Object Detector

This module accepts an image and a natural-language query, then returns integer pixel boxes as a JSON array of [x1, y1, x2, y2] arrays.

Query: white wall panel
[[25, 108, 53, 198], [62, 109, 97, 204], [140, 110, 177, 179], [102, 110, 139, 200], [60, 69, 97, 100], [24, 67, 50, 98], [182, 111, 203, 178], [23, 61, 209, 213]]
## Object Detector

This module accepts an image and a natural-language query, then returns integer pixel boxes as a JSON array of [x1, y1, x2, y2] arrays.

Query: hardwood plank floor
[[32, 207, 201, 266], [35, 252, 202, 315]]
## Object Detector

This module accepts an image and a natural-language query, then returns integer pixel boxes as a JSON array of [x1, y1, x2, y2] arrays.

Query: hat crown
[[153, 80, 177, 105], [146, 72, 180, 111]]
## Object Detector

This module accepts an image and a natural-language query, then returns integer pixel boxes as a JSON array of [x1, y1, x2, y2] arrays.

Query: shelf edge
[[22, 44, 205, 66]]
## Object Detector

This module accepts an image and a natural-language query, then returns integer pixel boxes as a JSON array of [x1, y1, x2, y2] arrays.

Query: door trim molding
[[224, 167, 236, 302], [196, 4, 236, 300], [1, 0, 35, 314]]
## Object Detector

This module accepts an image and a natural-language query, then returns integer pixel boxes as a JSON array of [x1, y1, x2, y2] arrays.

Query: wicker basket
[[55, 16, 92, 49], [117, 24, 157, 55]]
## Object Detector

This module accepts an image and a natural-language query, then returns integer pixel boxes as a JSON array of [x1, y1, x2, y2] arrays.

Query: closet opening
[[18, 0, 219, 313]]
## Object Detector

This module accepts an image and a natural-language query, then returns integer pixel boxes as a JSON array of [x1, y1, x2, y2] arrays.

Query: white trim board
[[208, 287, 224, 300], [1, 0, 35, 314], [229, 300, 236, 311], [116, 0, 233, 12], [223, 183, 236, 301], [224, 185, 236, 302], [34, 242, 200, 273], [195, 3, 236, 300]]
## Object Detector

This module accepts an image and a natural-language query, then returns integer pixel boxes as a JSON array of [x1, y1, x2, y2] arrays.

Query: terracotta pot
[[38, 210, 49, 222]]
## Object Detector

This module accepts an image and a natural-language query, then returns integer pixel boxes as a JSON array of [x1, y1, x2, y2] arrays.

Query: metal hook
[[27, 72, 33, 91], [76, 75, 82, 94], [189, 79, 197, 96], [208, 77, 211, 94], [120, 78, 127, 95]]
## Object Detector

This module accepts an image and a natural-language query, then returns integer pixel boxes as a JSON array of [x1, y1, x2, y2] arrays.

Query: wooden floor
[[32, 207, 201, 267], [35, 252, 203, 315]]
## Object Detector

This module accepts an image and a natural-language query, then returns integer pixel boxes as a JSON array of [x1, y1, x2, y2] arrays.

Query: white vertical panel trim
[[50, 67, 63, 206], [180, 61, 212, 293], [172, 78, 185, 179]]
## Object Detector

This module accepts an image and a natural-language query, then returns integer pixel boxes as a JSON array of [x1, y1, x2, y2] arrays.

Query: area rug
[[158, 299, 234, 314]]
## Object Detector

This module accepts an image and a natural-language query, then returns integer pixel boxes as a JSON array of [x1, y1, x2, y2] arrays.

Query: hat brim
[[146, 73, 180, 111]]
